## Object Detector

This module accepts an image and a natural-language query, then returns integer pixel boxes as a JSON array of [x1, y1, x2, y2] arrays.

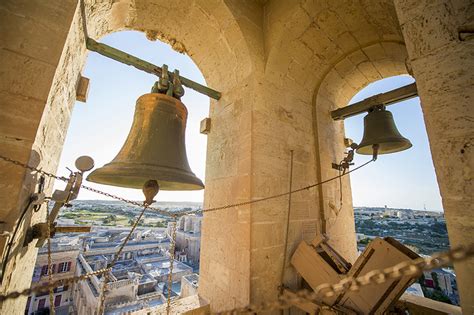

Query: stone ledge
[[133, 295, 210, 315], [397, 293, 462, 315]]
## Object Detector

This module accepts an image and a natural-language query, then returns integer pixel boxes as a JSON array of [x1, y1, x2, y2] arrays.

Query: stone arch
[[311, 41, 410, 262], [80, 0, 256, 91], [0, 0, 256, 309], [263, 0, 404, 94], [259, 0, 409, 264]]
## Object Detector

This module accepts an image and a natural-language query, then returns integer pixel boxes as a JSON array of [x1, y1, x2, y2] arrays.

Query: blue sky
[[55, 31, 443, 211]]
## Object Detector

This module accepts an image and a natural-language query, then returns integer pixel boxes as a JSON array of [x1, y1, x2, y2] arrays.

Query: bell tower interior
[[0, 0, 473, 314]]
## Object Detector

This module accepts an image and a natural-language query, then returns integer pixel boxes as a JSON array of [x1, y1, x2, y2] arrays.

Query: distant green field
[[59, 208, 167, 227]]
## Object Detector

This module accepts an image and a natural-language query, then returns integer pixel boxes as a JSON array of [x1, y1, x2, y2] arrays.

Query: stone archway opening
[[345, 75, 444, 218], [0, 1, 255, 312], [342, 74, 455, 305], [311, 42, 410, 264], [345, 76, 445, 229], [55, 29, 210, 203]]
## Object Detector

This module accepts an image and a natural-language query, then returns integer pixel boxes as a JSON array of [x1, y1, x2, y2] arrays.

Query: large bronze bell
[[87, 93, 204, 190], [356, 106, 412, 155]]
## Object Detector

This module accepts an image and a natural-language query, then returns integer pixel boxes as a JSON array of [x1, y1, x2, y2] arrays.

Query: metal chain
[[97, 205, 149, 314], [0, 155, 68, 182], [178, 159, 374, 216], [215, 243, 474, 314], [0, 267, 111, 302], [0, 154, 372, 218], [46, 210, 56, 315], [166, 218, 178, 315]]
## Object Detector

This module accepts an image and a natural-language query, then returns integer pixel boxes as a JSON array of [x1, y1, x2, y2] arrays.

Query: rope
[[166, 219, 178, 314], [46, 210, 56, 315], [279, 150, 294, 295], [0, 154, 373, 218], [0, 268, 111, 302], [181, 159, 374, 216], [0, 198, 34, 283], [97, 204, 149, 314]]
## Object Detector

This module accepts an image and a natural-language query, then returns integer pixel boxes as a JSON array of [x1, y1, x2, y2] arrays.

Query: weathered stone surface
[[395, 0, 474, 313]]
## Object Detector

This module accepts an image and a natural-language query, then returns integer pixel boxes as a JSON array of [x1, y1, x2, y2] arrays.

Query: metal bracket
[[24, 156, 95, 247], [332, 142, 357, 172]]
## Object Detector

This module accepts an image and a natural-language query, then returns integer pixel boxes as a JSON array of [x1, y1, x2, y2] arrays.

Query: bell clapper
[[143, 180, 160, 206], [372, 143, 380, 161]]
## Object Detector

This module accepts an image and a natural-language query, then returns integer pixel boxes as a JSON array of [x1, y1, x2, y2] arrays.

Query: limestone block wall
[[394, 0, 474, 312], [0, 0, 80, 312]]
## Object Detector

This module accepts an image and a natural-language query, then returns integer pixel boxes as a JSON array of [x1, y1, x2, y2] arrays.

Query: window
[[58, 262, 71, 273], [40, 264, 57, 276], [40, 265, 48, 276], [37, 298, 46, 310], [54, 295, 62, 307], [54, 285, 69, 293]]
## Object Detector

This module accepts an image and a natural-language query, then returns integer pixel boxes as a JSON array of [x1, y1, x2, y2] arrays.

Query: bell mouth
[[356, 140, 412, 155], [87, 162, 204, 191]]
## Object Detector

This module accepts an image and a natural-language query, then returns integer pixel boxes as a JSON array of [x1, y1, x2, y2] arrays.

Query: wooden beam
[[331, 83, 418, 120], [86, 38, 222, 100]]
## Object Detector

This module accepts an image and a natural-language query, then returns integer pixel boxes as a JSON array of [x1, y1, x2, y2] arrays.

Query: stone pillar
[[199, 77, 255, 311], [395, 1, 474, 312], [0, 0, 81, 312], [199, 64, 357, 311]]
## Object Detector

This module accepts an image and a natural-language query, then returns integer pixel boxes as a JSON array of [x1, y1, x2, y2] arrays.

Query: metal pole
[[330, 82, 418, 120], [280, 150, 294, 295], [86, 38, 221, 100]]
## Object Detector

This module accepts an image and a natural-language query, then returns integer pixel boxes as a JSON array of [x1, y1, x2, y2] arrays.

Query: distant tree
[[359, 238, 370, 245], [103, 214, 117, 224], [155, 221, 167, 228]]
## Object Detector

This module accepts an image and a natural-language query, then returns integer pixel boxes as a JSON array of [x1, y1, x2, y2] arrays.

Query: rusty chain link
[[215, 243, 474, 314], [166, 218, 178, 315]]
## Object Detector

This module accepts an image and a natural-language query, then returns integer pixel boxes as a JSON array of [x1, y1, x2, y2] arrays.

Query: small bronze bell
[[87, 93, 204, 190], [356, 106, 412, 155]]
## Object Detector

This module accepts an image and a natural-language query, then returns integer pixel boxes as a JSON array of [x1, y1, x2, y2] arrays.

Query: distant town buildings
[[170, 214, 202, 267], [354, 207, 458, 305], [26, 205, 454, 313], [26, 223, 201, 314], [26, 237, 80, 314]]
